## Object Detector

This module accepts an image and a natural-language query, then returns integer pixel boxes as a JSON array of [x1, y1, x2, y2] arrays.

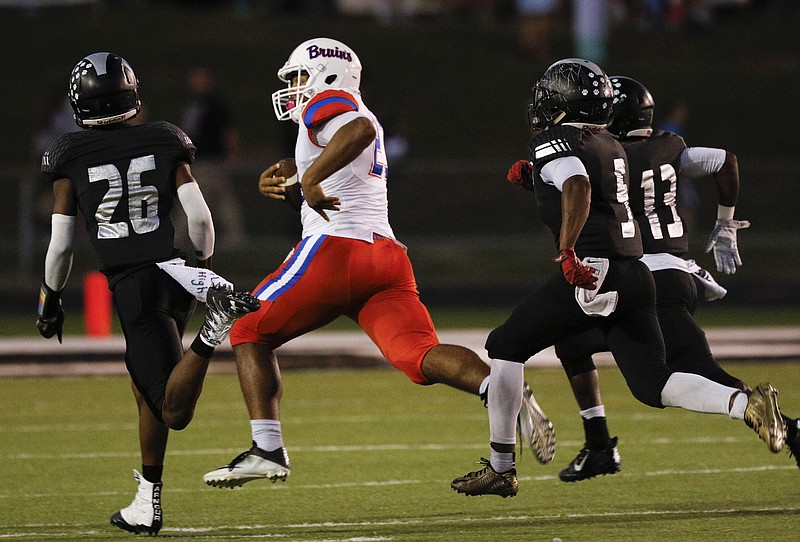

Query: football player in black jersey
[[451, 59, 786, 498], [552, 76, 800, 481], [37, 52, 261, 535]]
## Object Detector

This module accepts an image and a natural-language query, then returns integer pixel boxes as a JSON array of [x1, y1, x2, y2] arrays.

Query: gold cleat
[[744, 383, 787, 453], [518, 382, 556, 464], [451, 458, 518, 498]]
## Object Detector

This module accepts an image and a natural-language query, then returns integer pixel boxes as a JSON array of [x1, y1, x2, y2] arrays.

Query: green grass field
[[1, 362, 799, 541]]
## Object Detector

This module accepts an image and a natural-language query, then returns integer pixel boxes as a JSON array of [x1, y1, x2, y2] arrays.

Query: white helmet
[[271, 37, 362, 123]]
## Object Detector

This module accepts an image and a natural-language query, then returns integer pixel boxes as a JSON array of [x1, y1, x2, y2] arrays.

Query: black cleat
[[200, 287, 261, 347], [559, 436, 621, 483]]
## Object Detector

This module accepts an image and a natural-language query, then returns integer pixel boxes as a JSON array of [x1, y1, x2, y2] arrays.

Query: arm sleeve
[[177, 181, 215, 260], [44, 214, 76, 291], [540, 156, 588, 192], [678, 147, 726, 178]]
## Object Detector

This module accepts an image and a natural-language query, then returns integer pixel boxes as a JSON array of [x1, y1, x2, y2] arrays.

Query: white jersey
[[294, 88, 394, 243]]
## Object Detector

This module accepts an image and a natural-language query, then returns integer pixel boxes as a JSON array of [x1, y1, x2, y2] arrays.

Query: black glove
[[36, 282, 65, 343]]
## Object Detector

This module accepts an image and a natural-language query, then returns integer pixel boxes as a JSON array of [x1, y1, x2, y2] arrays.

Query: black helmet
[[68, 52, 140, 128], [607, 76, 655, 137], [528, 58, 614, 130]]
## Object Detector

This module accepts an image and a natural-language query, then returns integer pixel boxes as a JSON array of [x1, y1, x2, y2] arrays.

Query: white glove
[[704, 219, 750, 275]]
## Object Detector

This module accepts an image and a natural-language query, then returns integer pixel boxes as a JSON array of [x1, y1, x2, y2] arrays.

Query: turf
[[1, 362, 799, 541]]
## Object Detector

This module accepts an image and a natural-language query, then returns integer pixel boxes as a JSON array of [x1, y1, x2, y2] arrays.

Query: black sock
[[783, 415, 799, 442], [583, 417, 611, 450], [190, 335, 215, 359], [141, 464, 163, 484]]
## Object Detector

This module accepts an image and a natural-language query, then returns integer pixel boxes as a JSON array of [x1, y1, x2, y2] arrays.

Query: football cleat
[[110, 470, 162, 536], [559, 436, 621, 483], [744, 383, 786, 453], [451, 458, 518, 498], [518, 382, 556, 464], [199, 287, 261, 347], [204, 442, 290, 488]]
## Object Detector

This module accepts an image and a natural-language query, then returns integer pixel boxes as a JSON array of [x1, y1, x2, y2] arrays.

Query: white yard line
[[4, 502, 798, 539], [0, 462, 794, 501], [2, 435, 768, 460]]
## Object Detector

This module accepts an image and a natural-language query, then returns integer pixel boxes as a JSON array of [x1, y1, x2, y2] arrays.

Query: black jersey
[[41, 121, 196, 275], [622, 131, 689, 256], [529, 125, 642, 259]]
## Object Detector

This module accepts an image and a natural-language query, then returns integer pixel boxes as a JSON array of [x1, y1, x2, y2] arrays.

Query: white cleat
[[204, 443, 290, 489], [110, 469, 163, 536]]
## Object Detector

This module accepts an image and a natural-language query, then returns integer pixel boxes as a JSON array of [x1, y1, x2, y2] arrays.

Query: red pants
[[230, 234, 439, 384]]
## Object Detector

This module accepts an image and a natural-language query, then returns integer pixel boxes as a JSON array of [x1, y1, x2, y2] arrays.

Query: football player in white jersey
[[203, 38, 555, 488]]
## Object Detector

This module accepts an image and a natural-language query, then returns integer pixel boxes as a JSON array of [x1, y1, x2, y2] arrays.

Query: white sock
[[580, 405, 606, 419], [251, 419, 284, 451], [729, 392, 748, 420], [488, 359, 524, 447], [660, 372, 741, 416], [490, 449, 515, 473]]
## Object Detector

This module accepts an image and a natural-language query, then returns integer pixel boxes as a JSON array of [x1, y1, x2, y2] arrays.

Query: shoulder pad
[[652, 130, 686, 146], [41, 131, 86, 174], [529, 125, 582, 165], [145, 121, 196, 163], [302, 90, 359, 129], [149, 121, 196, 150]]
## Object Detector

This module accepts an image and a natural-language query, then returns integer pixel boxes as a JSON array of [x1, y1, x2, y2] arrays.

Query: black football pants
[[486, 258, 671, 407], [554, 268, 744, 390], [112, 265, 195, 422]]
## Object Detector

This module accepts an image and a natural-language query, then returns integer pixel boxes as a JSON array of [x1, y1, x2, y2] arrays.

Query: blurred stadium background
[[1, 0, 799, 328]]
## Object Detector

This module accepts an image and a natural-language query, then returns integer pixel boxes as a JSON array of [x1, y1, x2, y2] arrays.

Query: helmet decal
[[306, 44, 353, 62], [607, 76, 655, 137]]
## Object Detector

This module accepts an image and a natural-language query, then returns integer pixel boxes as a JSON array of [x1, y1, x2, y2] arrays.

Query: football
[[276, 158, 303, 212], [277, 158, 298, 186]]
